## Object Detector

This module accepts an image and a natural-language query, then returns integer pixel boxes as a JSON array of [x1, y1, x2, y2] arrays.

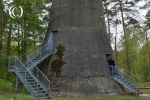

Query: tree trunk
[[0, 0, 3, 65], [33, 28, 36, 51], [107, 10, 111, 41], [22, 11, 27, 60], [17, 22, 20, 56], [39, 0, 123, 96], [145, 31, 150, 63], [7, 20, 12, 56], [118, 0, 130, 71], [115, 24, 118, 64], [104, 4, 111, 41], [145, 29, 150, 77]]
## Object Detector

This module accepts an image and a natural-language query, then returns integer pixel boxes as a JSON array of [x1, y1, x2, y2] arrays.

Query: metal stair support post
[[16, 77, 19, 92]]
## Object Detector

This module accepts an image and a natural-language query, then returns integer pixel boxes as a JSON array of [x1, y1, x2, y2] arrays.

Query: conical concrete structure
[[40, 0, 123, 96]]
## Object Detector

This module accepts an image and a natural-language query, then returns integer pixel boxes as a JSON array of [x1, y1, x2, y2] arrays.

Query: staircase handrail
[[9, 56, 50, 94], [120, 67, 141, 82], [16, 57, 46, 94], [20, 42, 51, 62], [21, 44, 42, 59], [113, 66, 138, 87], [15, 68, 37, 93], [10, 56, 41, 85], [24, 57, 50, 93], [8, 56, 17, 69], [119, 68, 137, 86], [27, 57, 50, 92], [20, 56, 50, 93], [28, 42, 51, 61]]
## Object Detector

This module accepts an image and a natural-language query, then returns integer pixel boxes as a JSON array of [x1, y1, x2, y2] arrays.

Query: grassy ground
[[0, 93, 36, 100], [0, 94, 149, 100], [140, 82, 150, 94]]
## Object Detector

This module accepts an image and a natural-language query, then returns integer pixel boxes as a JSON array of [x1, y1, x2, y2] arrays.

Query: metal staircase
[[110, 66, 142, 94], [8, 42, 53, 99]]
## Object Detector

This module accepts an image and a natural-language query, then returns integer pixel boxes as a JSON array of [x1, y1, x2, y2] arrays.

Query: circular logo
[[9, 5, 23, 19]]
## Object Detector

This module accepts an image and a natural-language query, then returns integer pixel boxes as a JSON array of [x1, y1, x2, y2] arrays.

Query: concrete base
[[50, 77, 123, 97]]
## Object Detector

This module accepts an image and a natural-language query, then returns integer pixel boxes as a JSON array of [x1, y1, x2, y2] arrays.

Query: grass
[[0, 79, 34, 100], [142, 89, 150, 94], [0, 94, 149, 100], [0, 79, 14, 93], [0, 93, 36, 100], [139, 82, 150, 94]]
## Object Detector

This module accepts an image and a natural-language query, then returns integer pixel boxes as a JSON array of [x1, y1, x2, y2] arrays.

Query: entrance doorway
[[47, 31, 58, 52]]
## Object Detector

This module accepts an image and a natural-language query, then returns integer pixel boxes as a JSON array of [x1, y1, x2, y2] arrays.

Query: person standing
[[107, 57, 116, 76]]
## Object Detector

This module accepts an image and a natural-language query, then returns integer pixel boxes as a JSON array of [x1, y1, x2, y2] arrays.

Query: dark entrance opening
[[106, 54, 111, 61], [47, 31, 58, 52]]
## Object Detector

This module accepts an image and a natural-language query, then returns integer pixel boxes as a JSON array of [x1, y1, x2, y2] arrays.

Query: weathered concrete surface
[[40, 0, 123, 96]]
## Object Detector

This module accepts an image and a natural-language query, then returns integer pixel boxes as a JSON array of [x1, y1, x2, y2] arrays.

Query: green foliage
[[115, 26, 150, 82], [0, 79, 14, 92], [0, 0, 51, 82], [21, 86, 30, 95]]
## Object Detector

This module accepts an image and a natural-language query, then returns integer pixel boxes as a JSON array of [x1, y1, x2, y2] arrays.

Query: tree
[[104, 0, 141, 72], [0, 0, 3, 64], [0, 0, 50, 80]]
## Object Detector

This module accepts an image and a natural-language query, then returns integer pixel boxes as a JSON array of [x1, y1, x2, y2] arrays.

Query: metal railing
[[110, 66, 140, 87], [8, 56, 50, 95], [20, 42, 52, 63], [21, 44, 42, 60], [15, 65, 38, 94], [120, 67, 140, 82], [8, 56, 20, 69], [26, 57, 50, 93]]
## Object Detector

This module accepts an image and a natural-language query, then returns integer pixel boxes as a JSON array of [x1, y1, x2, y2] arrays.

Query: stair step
[[17, 67, 25, 69], [26, 78, 34, 80], [24, 75, 32, 77], [22, 74, 31, 77], [37, 93, 47, 97], [21, 72, 30, 75], [31, 84, 40, 87], [28, 82, 37, 84], [32, 87, 44, 91], [19, 69, 29, 72], [25, 76, 33, 79], [114, 75, 141, 94], [26, 79, 35, 81], [36, 90, 46, 93]]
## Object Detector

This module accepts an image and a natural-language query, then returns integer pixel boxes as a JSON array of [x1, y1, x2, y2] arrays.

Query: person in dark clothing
[[107, 57, 115, 66], [107, 57, 117, 76]]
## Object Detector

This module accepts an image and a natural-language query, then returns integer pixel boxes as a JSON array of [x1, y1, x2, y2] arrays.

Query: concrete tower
[[40, 0, 122, 96]]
